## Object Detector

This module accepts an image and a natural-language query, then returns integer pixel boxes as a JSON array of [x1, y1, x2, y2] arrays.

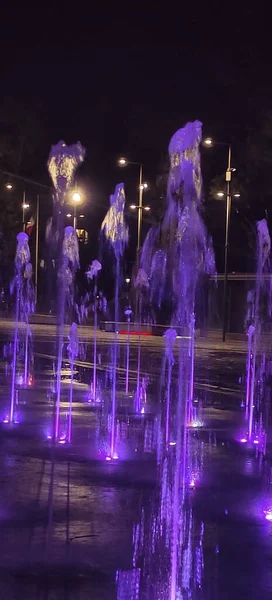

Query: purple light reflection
[[264, 508, 272, 521]]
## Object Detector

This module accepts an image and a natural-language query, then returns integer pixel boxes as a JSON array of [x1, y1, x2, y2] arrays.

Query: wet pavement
[[0, 330, 272, 598]]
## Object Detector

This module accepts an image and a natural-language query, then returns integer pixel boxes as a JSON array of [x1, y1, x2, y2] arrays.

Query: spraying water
[[101, 183, 128, 458], [86, 259, 102, 401], [47, 141, 85, 441], [127, 121, 215, 599], [134, 268, 149, 412], [163, 328, 177, 446], [245, 219, 271, 441], [67, 322, 79, 443], [55, 226, 79, 440], [9, 232, 34, 424]]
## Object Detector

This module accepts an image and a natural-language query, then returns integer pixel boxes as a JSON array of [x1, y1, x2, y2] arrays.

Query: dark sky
[[1, 7, 271, 274]]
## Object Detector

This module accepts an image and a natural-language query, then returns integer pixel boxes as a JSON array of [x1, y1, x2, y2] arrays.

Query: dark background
[[0, 7, 271, 302]]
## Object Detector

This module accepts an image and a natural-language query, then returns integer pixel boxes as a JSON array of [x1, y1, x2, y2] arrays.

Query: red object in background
[[119, 331, 151, 336], [26, 216, 35, 236]]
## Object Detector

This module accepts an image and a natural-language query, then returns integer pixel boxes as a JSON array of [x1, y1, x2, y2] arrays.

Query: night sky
[[1, 8, 271, 282]]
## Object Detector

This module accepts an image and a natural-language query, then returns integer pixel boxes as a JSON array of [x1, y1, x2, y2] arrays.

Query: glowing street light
[[125, 277, 131, 284], [117, 157, 148, 258], [71, 189, 83, 229], [5, 183, 13, 190], [203, 137, 213, 146], [79, 214, 84, 218], [203, 137, 235, 342], [216, 191, 241, 198], [72, 191, 82, 203], [118, 157, 150, 321], [66, 213, 72, 218], [143, 206, 151, 211], [22, 203, 30, 210], [118, 157, 128, 166]]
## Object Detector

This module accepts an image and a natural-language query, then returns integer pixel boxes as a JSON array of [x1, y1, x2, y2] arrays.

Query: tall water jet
[[55, 226, 79, 440], [163, 328, 177, 445], [134, 268, 149, 412], [101, 183, 128, 458], [9, 232, 34, 423], [86, 259, 102, 401], [133, 121, 215, 598], [245, 219, 271, 441], [48, 141, 85, 440], [124, 306, 132, 394], [67, 322, 79, 443]]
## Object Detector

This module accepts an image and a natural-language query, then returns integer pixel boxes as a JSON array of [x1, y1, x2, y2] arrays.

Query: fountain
[[134, 268, 149, 413], [67, 322, 79, 443], [8, 232, 34, 424], [118, 121, 215, 598], [86, 259, 102, 401], [163, 328, 177, 446], [101, 183, 128, 458], [244, 218, 271, 443], [47, 141, 85, 441]]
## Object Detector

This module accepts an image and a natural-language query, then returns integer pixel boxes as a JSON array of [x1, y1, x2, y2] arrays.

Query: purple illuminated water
[[126, 121, 216, 598], [101, 183, 128, 458], [86, 259, 102, 401], [9, 232, 34, 424], [244, 219, 272, 443], [47, 141, 84, 441]]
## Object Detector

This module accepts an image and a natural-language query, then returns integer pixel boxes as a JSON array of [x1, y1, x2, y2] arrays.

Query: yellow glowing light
[[216, 192, 224, 198], [22, 203, 30, 209], [234, 193, 241, 198], [72, 191, 81, 203], [203, 137, 213, 146], [5, 183, 13, 190], [118, 157, 127, 166], [66, 213, 72, 217], [79, 214, 84, 218], [125, 277, 131, 283], [130, 204, 137, 209], [144, 206, 151, 211]]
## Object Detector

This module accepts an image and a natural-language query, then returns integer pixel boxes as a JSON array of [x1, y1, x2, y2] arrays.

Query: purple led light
[[264, 509, 272, 521], [169, 441, 176, 446], [253, 439, 259, 445], [105, 456, 111, 461], [113, 452, 119, 460], [3, 416, 9, 424], [141, 407, 145, 414], [240, 438, 247, 443]]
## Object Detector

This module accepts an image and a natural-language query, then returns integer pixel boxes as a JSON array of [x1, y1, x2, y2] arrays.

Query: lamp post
[[71, 190, 82, 230], [22, 192, 30, 231], [203, 138, 236, 342], [117, 158, 149, 272]]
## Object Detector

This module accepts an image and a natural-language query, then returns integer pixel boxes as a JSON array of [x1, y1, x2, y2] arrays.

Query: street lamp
[[71, 189, 83, 229], [22, 192, 30, 230], [204, 138, 236, 341], [117, 158, 148, 270], [5, 183, 13, 190]]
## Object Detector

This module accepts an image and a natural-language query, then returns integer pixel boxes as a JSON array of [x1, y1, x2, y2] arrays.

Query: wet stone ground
[[0, 334, 272, 598]]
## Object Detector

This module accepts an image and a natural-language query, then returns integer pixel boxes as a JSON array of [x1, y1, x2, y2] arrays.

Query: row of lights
[[5, 184, 85, 220]]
